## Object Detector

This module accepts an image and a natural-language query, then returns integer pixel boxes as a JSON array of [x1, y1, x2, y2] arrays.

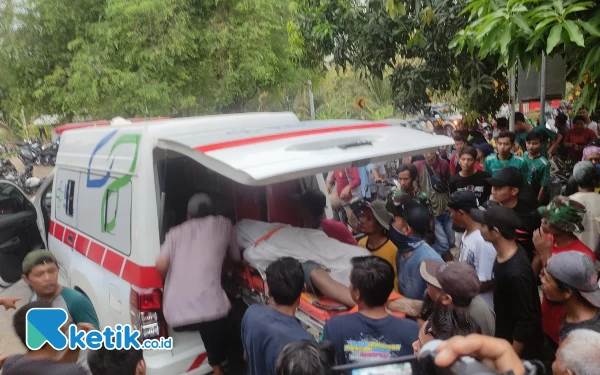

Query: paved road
[[0, 159, 53, 360]]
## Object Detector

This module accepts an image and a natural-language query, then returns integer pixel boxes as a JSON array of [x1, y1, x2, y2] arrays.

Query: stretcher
[[226, 260, 405, 340]]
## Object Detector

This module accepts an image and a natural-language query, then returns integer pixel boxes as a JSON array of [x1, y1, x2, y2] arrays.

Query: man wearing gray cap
[[569, 161, 600, 250], [542, 251, 600, 341], [156, 193, 243, 375]]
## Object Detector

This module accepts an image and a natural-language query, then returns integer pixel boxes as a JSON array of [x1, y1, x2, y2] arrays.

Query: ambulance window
[[66, 180, 75, 217]]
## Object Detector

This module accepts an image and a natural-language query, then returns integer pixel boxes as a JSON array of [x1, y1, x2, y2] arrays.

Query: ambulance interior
[[153, 149, 364, 337]]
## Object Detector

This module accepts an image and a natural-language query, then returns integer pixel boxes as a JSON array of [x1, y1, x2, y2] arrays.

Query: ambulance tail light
[[130, 287, 168, 340]]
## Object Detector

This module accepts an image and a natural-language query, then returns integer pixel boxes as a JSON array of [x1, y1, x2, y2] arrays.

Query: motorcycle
[[40, 141, 58, 166], [17, 141, 42, 166], [17, 165, 43, 196], [0, 158, 19, 181]]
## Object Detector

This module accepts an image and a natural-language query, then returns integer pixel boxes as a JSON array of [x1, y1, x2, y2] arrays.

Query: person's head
[[496, 117, 509, 132], [556, 113, 568, 127], [187, 193, 215, 219], [487, 166, 522, 205], [397, 164, 418, 193], [553, 329, 600, 375], [387, 196, 432, 238], [582, 146, 600, 165], [471, 205, 522, 244], [578, 107, 590, 122], [538, 196, 586, 236], [457, 146, 477, 172], [349, 256, 395, 308], [496, 131, 515, 156], [22, 249, 60, 298], [420, 260, 481, 307], [542, 251, 600, 310], [89, 347, 145, 375], [525, 131, 543, 155], [514, 112, 528, 131], [358, 200, 392, 236], [473, 142, 494, 162], [573, 115, 587, 132], [453, 135, 466, 152], [292, 189, 326, 224], [276, 340, 335, 375], [265, 257, 305, 306], [447, 190, 480, 228], [424, 152, 437, 165], [13, 300, 54, 350], [572, 161, 598, 191]]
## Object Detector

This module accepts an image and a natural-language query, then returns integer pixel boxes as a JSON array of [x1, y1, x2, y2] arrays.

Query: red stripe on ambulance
[[195, 123, 391, 152], [49, 220, 163, 289], [187, 353, 208, 372]]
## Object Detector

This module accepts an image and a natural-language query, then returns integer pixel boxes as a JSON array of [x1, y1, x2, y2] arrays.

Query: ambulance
[[0, 113, 452, 374]]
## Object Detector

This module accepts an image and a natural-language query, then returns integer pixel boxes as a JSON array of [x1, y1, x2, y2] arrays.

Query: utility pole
[[308, 80, 315, 120], [539, 52, 547, 126], [509, 66, 516, 131]]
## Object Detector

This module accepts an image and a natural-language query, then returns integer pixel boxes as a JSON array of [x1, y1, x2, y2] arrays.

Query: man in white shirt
[[570, 161, 600, 251], [579, 107, 598, 135], [447, 190, 497, 308]]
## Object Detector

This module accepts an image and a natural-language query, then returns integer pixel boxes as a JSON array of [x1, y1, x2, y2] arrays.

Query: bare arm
[[156, 234, 172, 279], [547, 134, 562, 155], [537, 187, 546, 204], [480, 281, 493, 293], [386, 297, 424, 318]]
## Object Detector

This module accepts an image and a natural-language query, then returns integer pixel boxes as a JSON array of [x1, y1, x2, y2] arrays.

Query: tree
[[290, 0, 508, 116], [0, 0, 312, 121], [452, 0, 600, 110]]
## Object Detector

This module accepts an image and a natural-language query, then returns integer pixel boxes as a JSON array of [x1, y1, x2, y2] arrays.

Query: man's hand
[[135, 359, 146, 375], [435, 335, 526, 375], [340, 185, 351, 200], [0, 297, 21, 310], [326, 181, 333, 194], [533, 227, 552, 263]]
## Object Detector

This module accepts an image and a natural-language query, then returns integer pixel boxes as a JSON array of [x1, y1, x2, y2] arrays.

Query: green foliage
[[453, 0, 600, 110], [290, 0, 508, 115], [0, 0, 312, 120]]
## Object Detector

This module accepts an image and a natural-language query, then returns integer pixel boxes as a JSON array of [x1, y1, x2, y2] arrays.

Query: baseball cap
[[546, 251, 600, 308], [23, 249, 57, 275], [387, 196, 431, 235], [362, 200, 393, 230], [290, 189, 326, 217], [470, 205, 522, 239], [573, 161, 597, 186], [473, 142, 494, 156], [187, 193, 213, 216], [447, 190, 480, 211], [486, 166, 523, 188], [420, 260, 480, 304]]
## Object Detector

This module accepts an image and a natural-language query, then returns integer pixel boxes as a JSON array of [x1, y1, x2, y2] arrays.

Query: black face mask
[[387, 221, 425, 253]]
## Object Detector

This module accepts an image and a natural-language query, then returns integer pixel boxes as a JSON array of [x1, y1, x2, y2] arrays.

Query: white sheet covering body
[[235, 219, 370, 287]]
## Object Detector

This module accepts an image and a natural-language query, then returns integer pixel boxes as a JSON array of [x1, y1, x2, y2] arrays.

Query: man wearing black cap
[[447, 191, 496, 308], [487, 166, 540, 262], [292, 189, 356, 246], [542, 251, 600, 340], [386, 196, 442, 300], [471, 206, 546, 361]]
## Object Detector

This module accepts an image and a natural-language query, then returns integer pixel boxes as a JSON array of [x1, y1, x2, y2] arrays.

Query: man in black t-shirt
[[486, 167, 541, 262], [471, 206, 549, 364], [449, 146, 492, 203]]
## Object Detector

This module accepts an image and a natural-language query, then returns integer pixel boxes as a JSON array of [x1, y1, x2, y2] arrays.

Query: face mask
[[388, 223, 425, 253]]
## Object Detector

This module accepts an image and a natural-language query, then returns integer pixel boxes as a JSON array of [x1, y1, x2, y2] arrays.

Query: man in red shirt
[[563, 115, 597, 161], [533, 196, 595, 346], [326, 168, 361, 230], [292, 189, 357, 246]]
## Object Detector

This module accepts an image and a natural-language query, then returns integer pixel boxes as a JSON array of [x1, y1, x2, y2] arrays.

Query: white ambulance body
[[1, 113, 452, 374]]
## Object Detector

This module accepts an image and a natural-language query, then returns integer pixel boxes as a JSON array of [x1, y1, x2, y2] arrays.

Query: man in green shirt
[[484, 131, 528, 177], [523, 131, 551, 205], [514, 112, 562, 158]]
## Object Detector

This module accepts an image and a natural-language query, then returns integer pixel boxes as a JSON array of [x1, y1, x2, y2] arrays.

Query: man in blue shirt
[[322, 256, 419, 365], [386, 196, 443, 300], [242, 257, 315, 375]]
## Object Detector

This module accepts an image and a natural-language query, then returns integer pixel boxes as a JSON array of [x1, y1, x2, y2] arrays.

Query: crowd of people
[[1, 110, 600, 375]]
